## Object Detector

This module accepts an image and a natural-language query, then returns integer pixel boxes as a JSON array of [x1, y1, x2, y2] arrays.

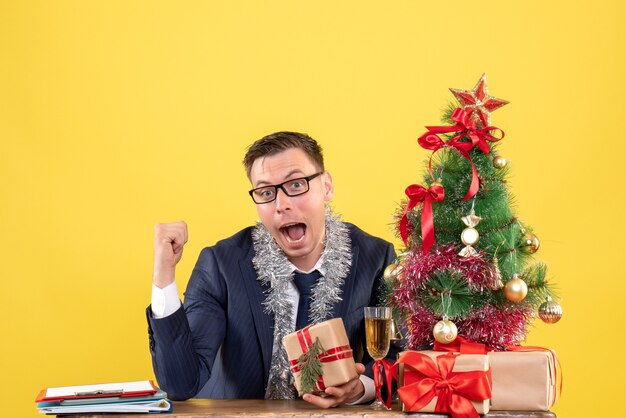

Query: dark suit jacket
[[147, 222, 396, 400]]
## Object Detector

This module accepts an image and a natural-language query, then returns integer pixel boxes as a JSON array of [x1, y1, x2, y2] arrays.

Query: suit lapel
[[333, 245, 359, 319], [239, 248, 274, 385]]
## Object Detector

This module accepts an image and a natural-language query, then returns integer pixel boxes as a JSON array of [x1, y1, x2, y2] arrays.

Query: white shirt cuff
[[345, 374, 375, 405], [151, 281, 182, 318]]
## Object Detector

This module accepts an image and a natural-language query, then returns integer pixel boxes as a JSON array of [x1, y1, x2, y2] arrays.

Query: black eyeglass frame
[[248, 171, 324, 204]]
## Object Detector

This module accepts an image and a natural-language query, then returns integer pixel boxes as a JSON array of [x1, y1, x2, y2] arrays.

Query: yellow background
[[1, 1, 624, 416]]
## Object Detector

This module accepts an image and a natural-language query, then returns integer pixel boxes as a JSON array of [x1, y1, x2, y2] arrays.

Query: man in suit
[[147, 131, 396, 408]]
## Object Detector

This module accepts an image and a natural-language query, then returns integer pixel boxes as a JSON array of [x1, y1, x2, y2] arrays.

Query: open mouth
[[280, 223, 307, 243]]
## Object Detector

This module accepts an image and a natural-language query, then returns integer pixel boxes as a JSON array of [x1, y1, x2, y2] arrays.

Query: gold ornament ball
[[538, 297, 563, 324], [433, 319, 458, 344], [520, 231, 540, 254], [493, 155, 507, 169], [383, 263, 398, 283], [461, 227, 479, 246], [504, 277, 528, 302]]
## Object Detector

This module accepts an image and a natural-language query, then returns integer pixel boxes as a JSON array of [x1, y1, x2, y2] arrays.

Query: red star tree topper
[[449, 73, 509, 128]]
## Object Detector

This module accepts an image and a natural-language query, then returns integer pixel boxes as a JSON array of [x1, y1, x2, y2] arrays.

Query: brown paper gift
[[282, 318, 357, 395], [489, 350, 558, 411], [397, 350, 491, 415]]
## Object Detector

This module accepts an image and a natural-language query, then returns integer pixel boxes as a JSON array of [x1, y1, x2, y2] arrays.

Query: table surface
[[57, 399, 557, 418]]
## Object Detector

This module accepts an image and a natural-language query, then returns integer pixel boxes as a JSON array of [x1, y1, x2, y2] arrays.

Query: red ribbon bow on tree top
[[399, 183, 445, 254], [417, 108, 505, 201], [396, 352, 491, 418]]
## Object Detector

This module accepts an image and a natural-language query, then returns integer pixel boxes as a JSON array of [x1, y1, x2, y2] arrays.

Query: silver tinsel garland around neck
[[252, 207, 352, 399]]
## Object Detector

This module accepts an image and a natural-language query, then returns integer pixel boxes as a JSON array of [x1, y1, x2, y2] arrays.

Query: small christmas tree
[[388, 74, 563, 350]]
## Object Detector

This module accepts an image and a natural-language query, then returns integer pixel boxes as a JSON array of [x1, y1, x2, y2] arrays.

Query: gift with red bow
[[395, 350, 491, 418], [283, 318, 357, 396]]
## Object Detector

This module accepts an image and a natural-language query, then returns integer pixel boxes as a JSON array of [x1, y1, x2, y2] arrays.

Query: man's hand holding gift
[[302, 363, 366, 408]]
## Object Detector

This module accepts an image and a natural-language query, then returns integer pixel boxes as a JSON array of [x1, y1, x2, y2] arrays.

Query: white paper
[[45, 380, 154, 398]]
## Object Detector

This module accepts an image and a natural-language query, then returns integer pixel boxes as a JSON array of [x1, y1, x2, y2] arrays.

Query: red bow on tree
[[399, 183, 445, 254], [417, 108, 504, 201]]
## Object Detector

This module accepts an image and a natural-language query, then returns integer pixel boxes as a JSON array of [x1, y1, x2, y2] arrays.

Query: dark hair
[[243, 131, 325, 177]]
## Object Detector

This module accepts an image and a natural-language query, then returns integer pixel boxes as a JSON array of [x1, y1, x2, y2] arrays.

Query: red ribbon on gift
[[434, 336, 490, 354], [288, 325, 354, 391], [373, 359, 396, 409], [396, 352, 491, 418], [417, 108, 504, 201], [399, 183, 445, 253]]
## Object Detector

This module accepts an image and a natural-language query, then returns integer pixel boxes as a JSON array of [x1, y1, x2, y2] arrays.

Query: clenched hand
[[153, 221, 188, 288]]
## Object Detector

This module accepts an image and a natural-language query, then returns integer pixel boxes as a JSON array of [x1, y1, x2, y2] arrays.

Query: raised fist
[[153, 221, 188, 288]]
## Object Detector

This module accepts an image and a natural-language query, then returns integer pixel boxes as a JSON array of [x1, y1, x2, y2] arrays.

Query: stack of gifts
[[281, 320, 559, 416], [395, 338, 559, 417]]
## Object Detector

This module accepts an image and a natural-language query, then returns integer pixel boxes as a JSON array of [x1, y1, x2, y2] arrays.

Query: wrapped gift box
[[488, 350, 558, 411], [282, 318, 357, 396], [397, 350, 491, 416]]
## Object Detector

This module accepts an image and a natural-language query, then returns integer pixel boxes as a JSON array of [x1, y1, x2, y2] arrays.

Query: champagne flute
[[364, 306, 392, 410]]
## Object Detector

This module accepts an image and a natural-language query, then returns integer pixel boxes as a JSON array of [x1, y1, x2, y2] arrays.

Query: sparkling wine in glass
[[364, 306, 392, 410]]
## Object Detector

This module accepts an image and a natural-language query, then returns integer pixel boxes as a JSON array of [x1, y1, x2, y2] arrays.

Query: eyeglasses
[[248, 172, 323, 204]]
